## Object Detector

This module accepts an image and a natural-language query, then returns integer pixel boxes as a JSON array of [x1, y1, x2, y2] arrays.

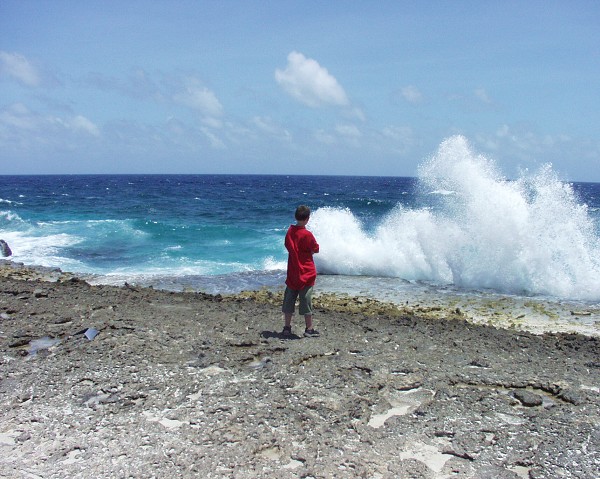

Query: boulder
[[0, 239, 12, 257]]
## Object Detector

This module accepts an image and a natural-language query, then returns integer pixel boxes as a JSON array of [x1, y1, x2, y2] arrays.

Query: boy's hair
[[295, 205, 311, 221]]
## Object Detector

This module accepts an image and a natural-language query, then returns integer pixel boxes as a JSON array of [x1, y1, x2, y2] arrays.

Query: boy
[[282, 205, 320, 338]]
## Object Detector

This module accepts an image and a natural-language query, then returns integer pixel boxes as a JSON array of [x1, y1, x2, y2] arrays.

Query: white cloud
[[200, 127, 226, 149], [495, 124, 510, 139], [311, 124, 364, 148], [0, 103, 100, 143], [475, 88, 492, 104], [252, 116, 292, 142], [173, 79, 223, 118], [52, 115, 100, 137], [68, 115, 101, 136], [401, 85, 422, 104], [334, 124, 362, 147], [348, 106, 366, 122], [473, 124, 586, 173], [0, 103, 37, 130], [314, 129, 336, 145], [335, 124, 361, 138], [382, 125, 412, 141], [85, 69, 162, 102], [275, 51, 349, 108], [0, 51, 41, 87], [382, 125, 416, 154], [201, 116, 223, 129]]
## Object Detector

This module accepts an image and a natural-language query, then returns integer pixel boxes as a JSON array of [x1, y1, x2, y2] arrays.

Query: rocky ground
[[0, 263, 599, 478]]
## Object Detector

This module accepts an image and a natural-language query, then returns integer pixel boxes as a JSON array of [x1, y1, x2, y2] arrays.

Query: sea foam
[[312, 135, 600, 300]]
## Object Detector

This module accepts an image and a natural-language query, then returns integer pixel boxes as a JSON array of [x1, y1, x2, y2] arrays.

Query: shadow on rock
[[260, 330, 301, 340]]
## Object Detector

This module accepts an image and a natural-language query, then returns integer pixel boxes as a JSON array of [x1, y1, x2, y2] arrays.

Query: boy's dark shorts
[[282, 286, 314, 316]]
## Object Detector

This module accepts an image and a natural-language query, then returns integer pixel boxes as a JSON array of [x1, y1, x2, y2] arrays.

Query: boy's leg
[[304, 314, 313, 330], [282, 287, 299, 333], [298, 286, 319, 336], [297, 286, 313, 317]]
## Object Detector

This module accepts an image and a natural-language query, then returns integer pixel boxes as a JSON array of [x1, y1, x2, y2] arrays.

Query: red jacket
[[285, 225, 319, 290]]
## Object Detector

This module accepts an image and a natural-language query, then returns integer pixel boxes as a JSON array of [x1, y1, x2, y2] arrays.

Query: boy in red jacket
[[282, 205, 320, 338]]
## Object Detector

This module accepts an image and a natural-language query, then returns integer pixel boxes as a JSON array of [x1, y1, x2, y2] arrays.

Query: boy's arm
[[312, 238, 320, 254]]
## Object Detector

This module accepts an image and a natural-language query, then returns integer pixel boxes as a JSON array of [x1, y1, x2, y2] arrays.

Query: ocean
[[1, 137, 600, 334]]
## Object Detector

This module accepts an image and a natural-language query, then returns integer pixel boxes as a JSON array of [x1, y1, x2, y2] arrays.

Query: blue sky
[[1, 1, 599, 180]]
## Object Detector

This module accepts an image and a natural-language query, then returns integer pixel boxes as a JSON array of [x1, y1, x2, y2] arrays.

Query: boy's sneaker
[[304, 328, 320, 338], [282, 326, 292, 337]]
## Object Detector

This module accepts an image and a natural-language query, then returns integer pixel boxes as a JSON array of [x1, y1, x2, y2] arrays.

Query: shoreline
[[2, 259, 599, 338], [1, 260, 599, 477]]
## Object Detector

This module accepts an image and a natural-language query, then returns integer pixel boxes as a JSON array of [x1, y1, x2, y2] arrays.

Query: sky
[[1, 1, 599, 181]]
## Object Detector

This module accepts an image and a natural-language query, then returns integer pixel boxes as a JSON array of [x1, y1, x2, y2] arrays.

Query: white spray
[[311, 135, 600, 300]]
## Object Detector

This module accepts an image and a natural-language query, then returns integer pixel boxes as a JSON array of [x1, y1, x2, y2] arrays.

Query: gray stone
[[0, 272, 598, 479], [513, 389, 544, 407], [0, 240, 12, 257]]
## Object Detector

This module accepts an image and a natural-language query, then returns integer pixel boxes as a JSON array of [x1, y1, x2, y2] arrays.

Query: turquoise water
[[0, 174, 416, 279]]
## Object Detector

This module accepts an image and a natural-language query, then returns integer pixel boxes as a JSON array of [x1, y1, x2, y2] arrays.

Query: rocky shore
[[1, 263, 599, 478]]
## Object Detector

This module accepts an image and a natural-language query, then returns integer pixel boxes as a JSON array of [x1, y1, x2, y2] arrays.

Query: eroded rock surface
[[0, 274, 599, 478]]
